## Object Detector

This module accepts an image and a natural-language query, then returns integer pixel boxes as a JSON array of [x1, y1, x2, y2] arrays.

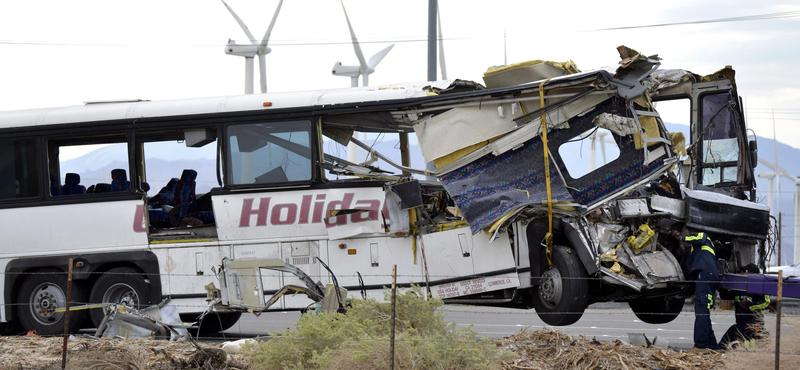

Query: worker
[[684, 231, 720, 350], [718, 263, 770, 349]]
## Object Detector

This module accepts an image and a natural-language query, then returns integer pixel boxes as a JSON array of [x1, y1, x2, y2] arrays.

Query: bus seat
[[95, 183, 112, 193], [174, 170, 198, 222], [149, 178, 179, 207], [61, 173, 86, 195], [111, 169, 130, 192], [173, 169, 215, 225], [50, 175, 61, 196]]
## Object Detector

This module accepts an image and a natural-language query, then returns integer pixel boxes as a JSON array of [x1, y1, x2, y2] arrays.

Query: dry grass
[[722, 318, 800, 370], [499, 328, 724, 370], [0, 336, 248, 370]]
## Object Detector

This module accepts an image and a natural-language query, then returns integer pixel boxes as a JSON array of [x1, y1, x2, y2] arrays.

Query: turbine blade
[[258, 54, 267, 93], [340, 0, 367, 70], [260, 0, 284, 50], [368, 44, 394, 69], [437, 5, 447, 80], [221, 0, 257, 44]]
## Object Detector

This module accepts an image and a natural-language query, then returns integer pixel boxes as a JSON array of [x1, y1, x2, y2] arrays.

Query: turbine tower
[[221, 0, 284, 94], [331, 0, 395, 87]]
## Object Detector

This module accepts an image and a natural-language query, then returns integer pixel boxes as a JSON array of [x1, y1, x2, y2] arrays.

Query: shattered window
[[558, 127, 620, 179], [700, 93, 740, 185]]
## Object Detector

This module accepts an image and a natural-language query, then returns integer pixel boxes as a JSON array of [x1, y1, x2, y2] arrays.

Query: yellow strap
[[539, 79, 554, 266]]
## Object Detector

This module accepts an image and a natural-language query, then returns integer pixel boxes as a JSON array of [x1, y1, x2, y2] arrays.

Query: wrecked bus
[[0, 45, 769, 335]]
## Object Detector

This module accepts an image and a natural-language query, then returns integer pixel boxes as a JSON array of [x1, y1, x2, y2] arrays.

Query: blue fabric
[[152, 178, 179, 206], [95, 183, 112, 193], [111, 169, 129, 192], [175, 170, 199, 222], [61, 173, 86, 195], [692, 270, 719, 350], [149, 209, 169, 222]]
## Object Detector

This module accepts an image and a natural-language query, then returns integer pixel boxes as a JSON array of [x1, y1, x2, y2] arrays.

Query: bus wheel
[[16, 270, 88, 335], [89, 267, 151, 327], [628, 296, 684, 324], [533, 245, 588, 326]]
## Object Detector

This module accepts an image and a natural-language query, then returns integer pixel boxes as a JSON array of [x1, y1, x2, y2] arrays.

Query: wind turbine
[[221, 0, 284, 94], [437, 4, 447, 80], [331, 0, 394, 87]]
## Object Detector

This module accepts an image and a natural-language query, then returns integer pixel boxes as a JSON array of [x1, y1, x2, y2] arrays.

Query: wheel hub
[[102, 283, 140, 313], [539, 267, 563, 308], [30, 284, 65, 325]]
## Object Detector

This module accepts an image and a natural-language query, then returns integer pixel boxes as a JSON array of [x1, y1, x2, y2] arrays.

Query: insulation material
[[633, 116, 660, 149], [592, 113, 638, 136], [414, 104, 520, 163], [439, 137, 573, 234], [483, 60, 580, 88], [669, 132, 687, 156]]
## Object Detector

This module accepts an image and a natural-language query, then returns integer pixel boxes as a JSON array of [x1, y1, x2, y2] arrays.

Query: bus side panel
[[326, 235, 423, 302], [0, 200, 148, 257], [212, 188, 386, 242], [163, 244, 230, 313]]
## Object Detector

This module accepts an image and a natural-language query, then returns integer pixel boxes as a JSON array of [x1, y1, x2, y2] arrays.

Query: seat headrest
[[111, 169, 127, 182], [165, 178, 180, 189], [181, 170, 197, 182], [95, 183, 112, 193], [65, 173, 80, 185]]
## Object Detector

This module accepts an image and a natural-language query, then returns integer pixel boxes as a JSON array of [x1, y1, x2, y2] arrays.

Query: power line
[[581, 10, 800, 32]]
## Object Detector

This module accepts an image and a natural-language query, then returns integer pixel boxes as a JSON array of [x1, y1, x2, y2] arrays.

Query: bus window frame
[[43, 129, 141, 201], [222, 119, 317, 190], [0, 135, 45, 207]]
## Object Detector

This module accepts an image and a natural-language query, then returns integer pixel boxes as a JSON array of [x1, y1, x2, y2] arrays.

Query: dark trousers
[[693, 270, 719, 350]]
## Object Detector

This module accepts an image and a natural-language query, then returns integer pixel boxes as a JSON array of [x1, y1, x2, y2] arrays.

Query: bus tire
[[533, 245, 588, 326], [628, 296, 684, 324], [16, 269, 88, 335], [89, 267, 151, 327]]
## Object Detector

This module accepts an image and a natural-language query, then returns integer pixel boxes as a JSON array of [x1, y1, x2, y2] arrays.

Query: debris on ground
[[0, 335, 249, 370], [499, 328, 724, 370]]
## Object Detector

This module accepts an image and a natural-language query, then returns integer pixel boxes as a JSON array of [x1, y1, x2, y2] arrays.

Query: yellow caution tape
[[539, 79, 554, 266], [54, 304, 106, 313]]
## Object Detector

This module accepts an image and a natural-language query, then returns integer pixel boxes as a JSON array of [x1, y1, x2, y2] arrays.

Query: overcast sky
[[1, 0, 799, 148]]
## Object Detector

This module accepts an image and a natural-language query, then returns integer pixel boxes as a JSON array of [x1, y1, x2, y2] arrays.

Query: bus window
[[50, 135, 130, 196], [227, 121, 312, 185], [0, 138, 40, 200], [699, 93, 740, 185]]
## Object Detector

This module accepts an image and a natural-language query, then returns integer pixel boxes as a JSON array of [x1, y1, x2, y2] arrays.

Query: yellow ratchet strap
[[539, 79, 554, 266]]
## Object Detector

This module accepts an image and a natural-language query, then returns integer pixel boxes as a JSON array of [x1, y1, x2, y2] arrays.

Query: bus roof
[[0, 80, 457, 131]]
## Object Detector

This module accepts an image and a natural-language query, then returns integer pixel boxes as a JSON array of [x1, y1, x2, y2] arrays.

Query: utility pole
[[778, 212, 782, 265], [427, 0, 437, 82]]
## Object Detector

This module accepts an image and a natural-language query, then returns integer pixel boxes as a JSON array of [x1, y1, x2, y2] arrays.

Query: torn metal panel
[[650, 194, 685, 218], [96, 299, 191, 341], [414, 104, 521, 163]]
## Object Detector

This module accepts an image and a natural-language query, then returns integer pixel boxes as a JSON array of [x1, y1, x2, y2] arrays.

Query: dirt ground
[[1, 323, 797, 370], [0, 335, 249, 370]]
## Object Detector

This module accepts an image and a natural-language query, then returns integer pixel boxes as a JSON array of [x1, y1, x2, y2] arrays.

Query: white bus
[[0, 48, 769, 335]]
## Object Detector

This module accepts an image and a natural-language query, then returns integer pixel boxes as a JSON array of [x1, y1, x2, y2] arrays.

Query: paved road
[[213, 304, 772, 350]]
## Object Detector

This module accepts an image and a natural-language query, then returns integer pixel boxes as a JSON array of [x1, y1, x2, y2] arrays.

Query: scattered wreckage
[[89, 257, 347, 340]]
